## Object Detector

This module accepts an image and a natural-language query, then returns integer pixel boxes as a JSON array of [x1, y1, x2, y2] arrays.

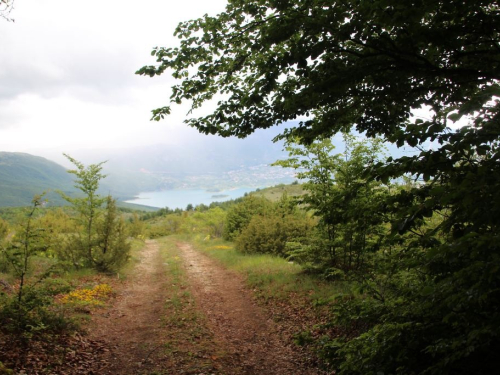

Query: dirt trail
[[88, 240, 320, 374], [89, 240, 170, 374], [177, 242, 318, 375]]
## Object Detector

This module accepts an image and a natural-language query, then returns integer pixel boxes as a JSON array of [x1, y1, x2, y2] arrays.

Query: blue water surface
[[124, 187, 257, 209]]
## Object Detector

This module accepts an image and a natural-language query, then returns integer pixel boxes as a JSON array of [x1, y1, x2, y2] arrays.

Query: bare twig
[[0, 0, 15, 22]]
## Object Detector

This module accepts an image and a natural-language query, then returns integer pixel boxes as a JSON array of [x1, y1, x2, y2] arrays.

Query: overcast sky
[[0, 0, 228, 161], [1, 0, 460, 169]]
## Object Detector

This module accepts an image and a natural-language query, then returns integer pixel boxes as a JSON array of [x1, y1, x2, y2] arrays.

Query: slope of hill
[[0, 127, 298, 207], [250, 183, 305, 202], [0, 152, 164, 209], [0, 152, 76, 207]]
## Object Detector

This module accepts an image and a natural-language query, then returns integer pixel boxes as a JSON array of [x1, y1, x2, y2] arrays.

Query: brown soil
[[85, 239, 323, 374], [0, 239, 327, 374], [177, 242, 320, 375], [87, 239, 170, 374]]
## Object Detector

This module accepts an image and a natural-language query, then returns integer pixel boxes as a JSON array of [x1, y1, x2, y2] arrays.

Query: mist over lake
[[124, 187, 258, 209]]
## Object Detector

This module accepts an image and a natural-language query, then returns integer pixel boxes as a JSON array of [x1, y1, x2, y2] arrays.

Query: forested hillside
[[0, 152, 75, 206], [0, 152, 163, 209]]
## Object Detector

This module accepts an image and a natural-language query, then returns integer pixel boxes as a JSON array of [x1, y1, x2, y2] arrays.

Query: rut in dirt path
[[89, 239, 170, 374], [177, 242, 320, 375], [87, 239, 322, 375]]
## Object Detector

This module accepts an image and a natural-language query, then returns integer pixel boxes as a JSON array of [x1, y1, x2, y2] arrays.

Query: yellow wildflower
[[60, 284, 113, 306], [207, 245, 232, 250]]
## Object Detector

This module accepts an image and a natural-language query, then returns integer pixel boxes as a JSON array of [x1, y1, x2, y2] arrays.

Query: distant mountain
[[2, 126, 408, 207], [67, 127, 289, 174], [57, 126, 295, 193], [0, 152, 76, 207], [0, 127, 297, 207]]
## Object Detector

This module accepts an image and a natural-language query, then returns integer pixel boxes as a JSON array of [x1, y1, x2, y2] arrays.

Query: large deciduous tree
[[138, 1, 500, 374], [137, 0, 499, 142]]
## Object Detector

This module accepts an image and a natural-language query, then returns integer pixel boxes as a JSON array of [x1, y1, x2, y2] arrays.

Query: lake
[[124, 187, 258, 209]]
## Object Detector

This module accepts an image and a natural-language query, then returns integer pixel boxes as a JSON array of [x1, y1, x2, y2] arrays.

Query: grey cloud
[[0, 44, 141, 103]]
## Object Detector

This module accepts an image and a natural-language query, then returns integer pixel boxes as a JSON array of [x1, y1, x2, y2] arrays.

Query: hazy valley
[[0, 128, 296, 208]]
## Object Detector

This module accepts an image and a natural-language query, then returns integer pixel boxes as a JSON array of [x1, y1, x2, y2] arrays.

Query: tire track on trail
[[177, 241, 320, 375], [89, 239, 170, 374], [87, 239, 321, 374]]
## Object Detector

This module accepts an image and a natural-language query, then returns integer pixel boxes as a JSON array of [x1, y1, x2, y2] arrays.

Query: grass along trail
[[86, 238, 323, 374], [177, 241, 321, 375], [88, 239, 171, 374]]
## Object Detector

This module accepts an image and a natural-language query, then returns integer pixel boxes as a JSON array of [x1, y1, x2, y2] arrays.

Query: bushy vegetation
[[0, 197, 73, 338], [269, 134, 500, 374], [0, 156, 132, 345], [196, 207, 226, 238], [234, 194, 314, 257], [126, 212, 145, 238], [58, 155, 131, 273], [146, 212, 186, 238], [224, 195, 271, 241], [138, 0, 500, 372], [0, 219, 8, 241], [275, 135, 390, 273]]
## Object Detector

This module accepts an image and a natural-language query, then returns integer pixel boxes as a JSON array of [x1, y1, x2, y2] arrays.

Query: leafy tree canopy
[[137, 0, 500, 249], [137, 0, 499, 145], [138, 2, 500, 374]]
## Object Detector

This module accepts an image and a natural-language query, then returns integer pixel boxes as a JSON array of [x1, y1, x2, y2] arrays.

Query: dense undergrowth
[[0, 157, 145, 372]]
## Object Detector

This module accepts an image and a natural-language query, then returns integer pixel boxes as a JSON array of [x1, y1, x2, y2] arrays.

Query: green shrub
[[146, 214, 184, 238], [235, 211, 314, 256], [127, 212, 145, 238], [93, 197, 131, 273], [0, 198, 76, 339], [0, 218, 8, 241], [193, 207, 227, 238], [224, 195, 272, 240], [0, 278, 75, 338], [59, 156, 131, 273]]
